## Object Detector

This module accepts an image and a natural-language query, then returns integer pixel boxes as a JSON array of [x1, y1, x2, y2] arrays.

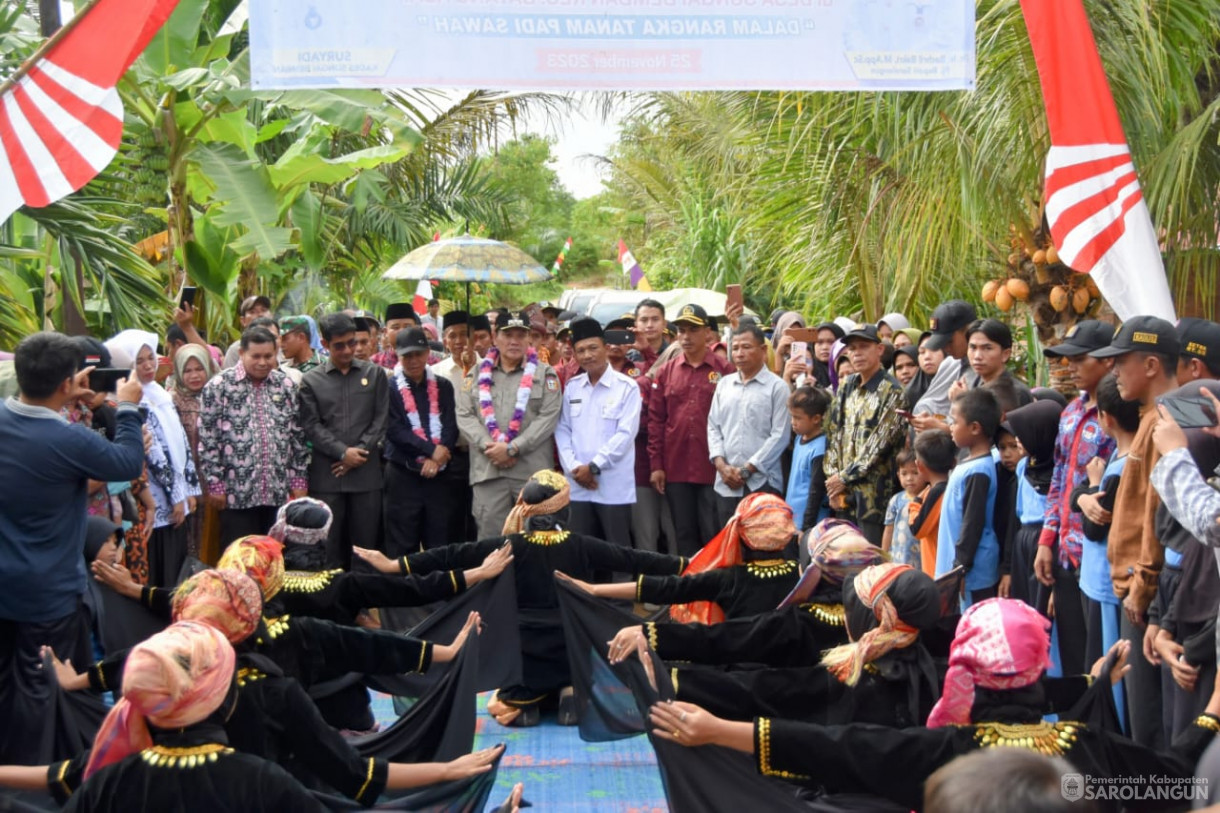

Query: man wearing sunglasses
[[299, 312, 389, 568]]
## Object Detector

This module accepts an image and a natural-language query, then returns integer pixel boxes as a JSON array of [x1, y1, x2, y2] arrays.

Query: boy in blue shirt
[[936, 388, 1001, 608], [785, 386, 831, 541]]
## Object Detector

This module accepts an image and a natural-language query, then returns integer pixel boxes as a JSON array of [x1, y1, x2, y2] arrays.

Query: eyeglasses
[[329, 339, 358, 350]]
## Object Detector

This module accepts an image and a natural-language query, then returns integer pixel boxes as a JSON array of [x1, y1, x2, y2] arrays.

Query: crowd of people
[[1, 286, 1220, 811]]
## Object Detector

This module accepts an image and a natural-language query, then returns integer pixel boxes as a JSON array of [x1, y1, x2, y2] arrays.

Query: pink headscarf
[[926, 598, 1052, 728], [84, 622, 236, 778], [172, 569, 263, 644]]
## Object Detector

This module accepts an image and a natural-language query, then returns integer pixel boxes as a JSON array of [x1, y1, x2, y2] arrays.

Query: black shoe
[[557, 686, 578, 726], [512, 704, 541, 727]]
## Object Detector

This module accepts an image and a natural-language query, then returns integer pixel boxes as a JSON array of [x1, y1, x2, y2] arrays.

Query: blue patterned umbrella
[[382, 235, 552, 285]]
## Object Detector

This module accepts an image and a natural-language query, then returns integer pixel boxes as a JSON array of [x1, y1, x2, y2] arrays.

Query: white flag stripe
[[1045, 161, 1137, 229], [1045, 142, 1129, 171], [1056, 177, 1143, 265], [0, 140, 26, 225], [1089, 205, 1175, 321], [1, 94, 72, 202], [18, 76, 116, 172], [38, 60, 121, 115]]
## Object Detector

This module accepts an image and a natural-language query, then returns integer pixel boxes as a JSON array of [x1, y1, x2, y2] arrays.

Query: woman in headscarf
[[63, 621, 327, 812], [808, 322, 844, 389], [564, 493, 801, 624], [169, 344, 216, 560], [770, 311, 807, 378], [649, 599, 1220, 812], [81, 536, 481, 734], [655, 563, 945, 729], [892, 327, 922, 350], [356, 469, 687, 727], [999, 399, 1062, 608], [876, 313, 910, 342], [106, 330, 200, 587], [605, 519, 889, 669]]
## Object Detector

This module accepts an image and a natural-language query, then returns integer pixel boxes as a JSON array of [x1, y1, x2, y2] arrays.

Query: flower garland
[[394, 364, 443, 466], [477, 346, 537, 443]]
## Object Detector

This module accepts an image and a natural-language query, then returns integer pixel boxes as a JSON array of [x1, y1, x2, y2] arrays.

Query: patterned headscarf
[[171, 344, 217, 396], [669, 493, 797, 625], [778, 519, 889, 608], [216, 536, 285, 601], [268, 497, 333, 546], [821, 563, 936, 685], [502, 470, 571, 535], [926, 598, 1052, 728], [84, 622, 235, 778], [172, 569, 263, 644]]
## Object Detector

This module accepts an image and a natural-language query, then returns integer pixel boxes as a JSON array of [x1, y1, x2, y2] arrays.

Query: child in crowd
[[910, 429, 955, 578], [785, 386, 831, 535], [1073, 373, 1138, 727], [936, 388, 1002, 607], [882, 449, 925, 567], [992, 422, 1024, 602], [999, 401, 1063, 609]]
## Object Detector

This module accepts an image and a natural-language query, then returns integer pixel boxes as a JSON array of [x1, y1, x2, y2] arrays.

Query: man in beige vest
[[457, 311, 562, 537]]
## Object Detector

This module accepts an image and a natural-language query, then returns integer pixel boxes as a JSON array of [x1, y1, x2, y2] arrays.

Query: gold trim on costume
[[802, 602, 846, 626], [356, 757, 377, 801], [260, 614, 291, 643], [417, 643, 427, 674], [55, 760, 72, 797], [973, 721, 1079, 756], [449, 570, 459, 593], [745, 560, 798, 579], [281, 569, 342, 593], [525, 530, 570, 546], [236, 667, 266, 687], [1196, 715, 1220, 734], [140, 743, 233, 768], [635, 575, 645, 603], [645, 622, 659, 651], [757, 717, 809, 780]]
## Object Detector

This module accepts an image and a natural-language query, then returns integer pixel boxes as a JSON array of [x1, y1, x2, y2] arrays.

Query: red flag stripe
[[1065, 186, 1143, 272], [11, 84, 98, 191], [28, 65, 123, 147], [1054, 179, 1143, 271], [1047, 167, 1139, 245], [0, 97, 55, 206], [1044, 151, 1133, 199]]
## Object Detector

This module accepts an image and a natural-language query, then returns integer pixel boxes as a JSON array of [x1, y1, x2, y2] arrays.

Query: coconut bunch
[[981, 227, 1103, 337]]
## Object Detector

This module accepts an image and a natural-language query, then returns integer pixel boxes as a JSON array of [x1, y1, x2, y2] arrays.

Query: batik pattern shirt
[[1037, 395, 1115, 570], [198, 365, 309, 509], [823, 370, 910, 526]]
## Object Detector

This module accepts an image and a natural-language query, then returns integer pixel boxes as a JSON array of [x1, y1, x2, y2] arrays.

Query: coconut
[[1006, 278, 1031, 302], [982, 280, 1001, 303], [995, 286, 1015, 312], [1072, 287, 1091, 314], [1050, 285, 1069, 312], [1032, 249, 1047, 265], [1046, 245, 1060, 265]]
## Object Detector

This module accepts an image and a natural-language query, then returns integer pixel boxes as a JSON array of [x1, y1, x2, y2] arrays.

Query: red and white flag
[[0, 0, 181, 225], [1020, 0, 1175, 321], [411, 279, 432, 315]]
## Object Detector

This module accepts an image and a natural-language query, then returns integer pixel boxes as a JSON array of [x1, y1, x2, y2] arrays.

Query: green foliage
[[602, 0, 1220, 323]]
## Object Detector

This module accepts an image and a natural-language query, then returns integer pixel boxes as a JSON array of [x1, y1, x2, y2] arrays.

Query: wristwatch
[[507, 443, 519, 458], [588, 462, 601, 476], [738, 466, 751, 480]]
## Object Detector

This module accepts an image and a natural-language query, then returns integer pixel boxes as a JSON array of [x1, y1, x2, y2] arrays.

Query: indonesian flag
[[618, 239, 649, 290], [1020, 0, 1175, 321], [0, 0, 181, 225], [552, 236, 571, 275], [411, 279, 432, 315]]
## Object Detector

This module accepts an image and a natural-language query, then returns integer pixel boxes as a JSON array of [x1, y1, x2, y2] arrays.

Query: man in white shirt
[[707, 323, 792, 526], [430, 310, 478, 542], [556, 318, 642, 554]]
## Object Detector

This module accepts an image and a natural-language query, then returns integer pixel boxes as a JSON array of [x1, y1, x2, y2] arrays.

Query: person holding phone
[[0, 332, 146, 763]]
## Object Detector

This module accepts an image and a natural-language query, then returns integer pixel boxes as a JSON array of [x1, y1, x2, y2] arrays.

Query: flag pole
[[0, 0, 108, 99]]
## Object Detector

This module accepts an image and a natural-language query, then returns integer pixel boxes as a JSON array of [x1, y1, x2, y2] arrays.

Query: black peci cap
[[1090, 315, 1179, 359], [1043, 320, 1116, 358], [923, 300, 977, 351]]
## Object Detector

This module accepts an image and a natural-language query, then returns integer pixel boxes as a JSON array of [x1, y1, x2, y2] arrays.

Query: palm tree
[[604, 0, 1220, 328]]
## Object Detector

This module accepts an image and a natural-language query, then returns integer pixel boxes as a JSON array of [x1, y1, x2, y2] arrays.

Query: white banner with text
[[249, 0, 975, 91]]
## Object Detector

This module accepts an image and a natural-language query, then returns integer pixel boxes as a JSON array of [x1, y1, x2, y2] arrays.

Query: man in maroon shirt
[[647, 304, 735, 557]]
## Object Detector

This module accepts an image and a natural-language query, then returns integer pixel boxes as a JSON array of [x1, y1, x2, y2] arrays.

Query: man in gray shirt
[[456, 311, 562, 537], [911, 300, 976, 427], [707, 324, 792, 526], [299, 313, 388, 567]]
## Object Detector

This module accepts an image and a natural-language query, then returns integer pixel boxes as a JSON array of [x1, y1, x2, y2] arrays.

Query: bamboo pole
[[0, 0, 107, 99]]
